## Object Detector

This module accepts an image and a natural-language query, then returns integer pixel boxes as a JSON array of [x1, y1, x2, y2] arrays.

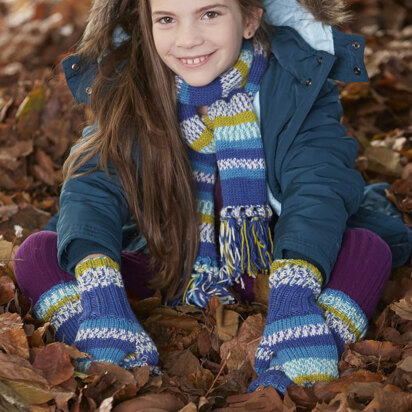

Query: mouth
[[178, 52, 214, 67]]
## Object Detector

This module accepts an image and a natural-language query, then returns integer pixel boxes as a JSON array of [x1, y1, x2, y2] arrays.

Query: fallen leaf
[[32, 342, 74, 386], [216, 306, 239, 342], [351, 340, 403, 362], [0, 380, 30, 412], [112, 393, 185, 412], [397, 356, 412, 372], [220, 314, 264, 377], [164, 350, 200, 377], [0, 275, 15, 305], [366, 386, 412, 412], [214, 386, 282, 411], [326, 370, 384, 393], [391, 298, 412, 320]]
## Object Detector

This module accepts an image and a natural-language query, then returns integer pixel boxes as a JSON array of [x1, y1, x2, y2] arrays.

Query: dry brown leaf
[[220, 314, 264, 377], [351, 340, 403, 362], [112, 393, 185, 412], [0, 313, 29, 359], [325, 370, 384, 393], [283, 386, 320, 411], [216, 306, 239, 342], [0, 328, 29, 359], [391, 298, 412, 320], [178, 402, 197, 412], [215, 386, 283, 411], [365, 386, 412, 412], [0, 275, 15, 305], [32, 342, 74, 386], [164, 350, 200, 377], [397, 356, 412, 372]]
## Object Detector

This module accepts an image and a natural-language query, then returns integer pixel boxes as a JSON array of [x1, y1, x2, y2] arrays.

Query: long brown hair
[[63, 0, 271, 302]]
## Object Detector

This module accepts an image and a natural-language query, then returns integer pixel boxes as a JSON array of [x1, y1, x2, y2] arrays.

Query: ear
[[243, 8, 264, 39]]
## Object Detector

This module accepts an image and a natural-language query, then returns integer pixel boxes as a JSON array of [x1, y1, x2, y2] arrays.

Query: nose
[[175, 21, 204, 49]]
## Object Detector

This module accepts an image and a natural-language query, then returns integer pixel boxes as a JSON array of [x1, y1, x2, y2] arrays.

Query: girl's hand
[[253, 259, 339, 389], [74, 256, 158, 371]]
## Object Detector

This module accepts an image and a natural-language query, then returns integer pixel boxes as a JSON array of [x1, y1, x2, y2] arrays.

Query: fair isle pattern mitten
[[254, 260, 339, 386], [318, 288, 368, 357], [74, 257, 158, 371], [34, 281, 81, 345]]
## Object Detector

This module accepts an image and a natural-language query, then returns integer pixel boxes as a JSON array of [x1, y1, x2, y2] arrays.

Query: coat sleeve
[[273, 78, 365, 283], [56, 124, 130, 275]]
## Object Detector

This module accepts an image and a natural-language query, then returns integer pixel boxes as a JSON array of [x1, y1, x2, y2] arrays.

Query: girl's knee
[[14, 231, 57, 268], [14, 231, 68, 304], [344, 228, 392, 266]]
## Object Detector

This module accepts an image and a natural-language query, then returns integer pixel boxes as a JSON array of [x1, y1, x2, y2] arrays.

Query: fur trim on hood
[[81, 0, 349, 47], [298, 0, 350, 26]]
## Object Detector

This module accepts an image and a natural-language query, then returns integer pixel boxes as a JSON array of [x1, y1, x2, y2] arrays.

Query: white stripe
[[218, 158, 265, 171]]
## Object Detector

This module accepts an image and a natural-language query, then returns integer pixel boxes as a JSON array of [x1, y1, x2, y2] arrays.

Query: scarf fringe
[[219, 205, 274, 282], [182, 257, 235, 307]]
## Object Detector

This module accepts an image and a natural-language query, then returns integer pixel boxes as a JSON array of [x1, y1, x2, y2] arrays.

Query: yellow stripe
[[199, 213, 214, 226], [271, 259, 323, 286], [293, 374, 336, 385], [214, 111, 257, 128], [40, 295, 80, 322], [203, 114, 213, 130], [318, 302, 362, 340], [190, 127, 214, 152], [75, 256, 119, 277]]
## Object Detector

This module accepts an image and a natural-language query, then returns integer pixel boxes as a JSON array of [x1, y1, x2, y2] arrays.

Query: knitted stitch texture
[[34, 281, 81, 345], [254, 260, 339, 387], [176, 40, 272, 308], [74, 257, 158, 371], [318, 288, 368, 356]]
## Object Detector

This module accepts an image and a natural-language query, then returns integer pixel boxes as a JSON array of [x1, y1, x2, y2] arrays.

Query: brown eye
[[159, 16, 174, 24], [204, 11, 219, 19]]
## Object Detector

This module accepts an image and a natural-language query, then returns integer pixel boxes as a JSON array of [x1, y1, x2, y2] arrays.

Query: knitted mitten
[[254, 260, 339, 387], [248, 359, 293, 394], [318, 289, 368, 357], [74, 256, 158, 371], [34, 281, 81, 345]]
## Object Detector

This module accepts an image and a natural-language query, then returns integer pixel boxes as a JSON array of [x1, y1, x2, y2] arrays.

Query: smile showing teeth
[[180, 54, 209, 65]]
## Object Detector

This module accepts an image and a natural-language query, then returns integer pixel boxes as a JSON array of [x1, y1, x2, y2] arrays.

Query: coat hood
[[81, 0, 349, 46]]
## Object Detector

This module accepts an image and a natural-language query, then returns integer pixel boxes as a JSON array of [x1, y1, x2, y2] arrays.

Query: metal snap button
[[71, 63, 80, 71], [353, 41, 360, 50], [353, 67, 362, 75], [85, 87, 93, 95], [305, 78, 312, 86]]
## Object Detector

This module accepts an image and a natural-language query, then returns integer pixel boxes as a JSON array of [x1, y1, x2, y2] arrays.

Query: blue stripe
[[196, 190, 214, 202], [219, 168, 266, 180], [265, 314, 324, 334], [277, 345, 338, 363], [271, 334, 336, 353]]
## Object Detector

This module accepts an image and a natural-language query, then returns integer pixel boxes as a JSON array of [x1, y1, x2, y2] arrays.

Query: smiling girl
[[14, 0, 412, 394]]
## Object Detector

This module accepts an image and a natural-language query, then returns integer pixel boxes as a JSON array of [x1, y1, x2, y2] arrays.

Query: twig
[[205, 350, 231, 398]]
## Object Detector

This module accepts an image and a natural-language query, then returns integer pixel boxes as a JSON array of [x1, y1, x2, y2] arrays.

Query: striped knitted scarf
[[176, 40, 273, 308]]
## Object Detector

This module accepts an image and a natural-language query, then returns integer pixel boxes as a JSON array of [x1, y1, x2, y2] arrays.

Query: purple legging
[[14, 228, 392, 319], [14, 231, 156, 306]]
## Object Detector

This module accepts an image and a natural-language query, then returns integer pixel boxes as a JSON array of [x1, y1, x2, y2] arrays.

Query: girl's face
[[151, 0, 260, 87]]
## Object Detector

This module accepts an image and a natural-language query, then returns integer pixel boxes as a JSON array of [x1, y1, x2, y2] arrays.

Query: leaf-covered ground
[[0, 0, 411, 411]]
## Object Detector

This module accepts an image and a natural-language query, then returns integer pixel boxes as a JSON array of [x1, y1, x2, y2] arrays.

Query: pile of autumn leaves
[[0, 0, 412, 410], [0, 257, 412, 411]]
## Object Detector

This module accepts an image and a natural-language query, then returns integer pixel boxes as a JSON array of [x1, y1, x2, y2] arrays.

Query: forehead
[[150, 0, 239, 13]]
